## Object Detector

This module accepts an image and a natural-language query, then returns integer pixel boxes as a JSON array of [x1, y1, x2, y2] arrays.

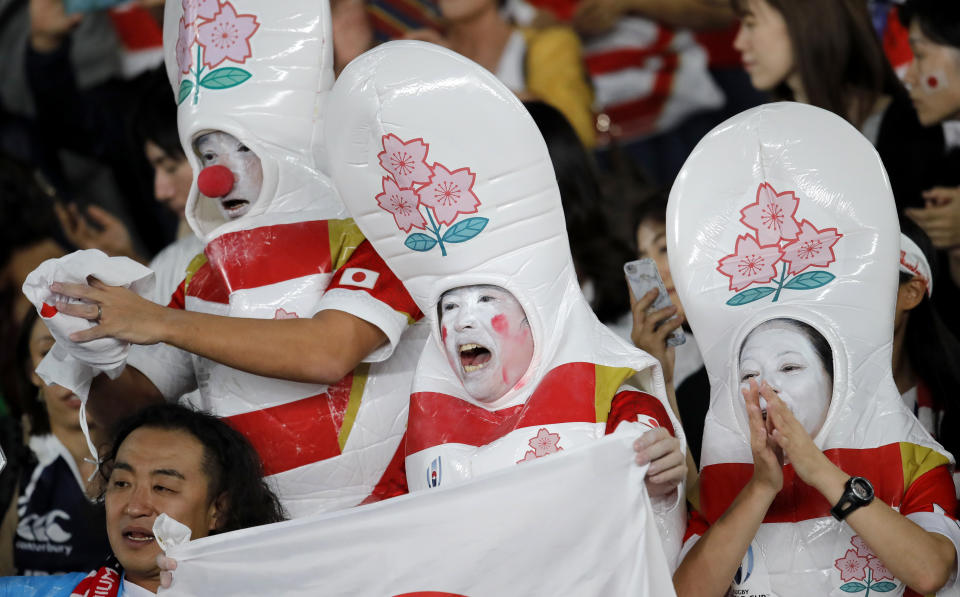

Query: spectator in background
[[0, 309, 111, 576], [900, 0, 960, 335], [404, 0, 596, 147], [731, 0, 946, 215]]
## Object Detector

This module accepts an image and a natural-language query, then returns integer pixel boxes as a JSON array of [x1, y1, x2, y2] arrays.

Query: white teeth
[[460, 343, 481, 353], [463, 363, 487, 372]]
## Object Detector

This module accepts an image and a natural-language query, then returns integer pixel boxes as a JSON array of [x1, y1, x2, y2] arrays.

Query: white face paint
[[439, 285, 534, 404], [738, 320, 832, 436], [194, 131, 263, 220]]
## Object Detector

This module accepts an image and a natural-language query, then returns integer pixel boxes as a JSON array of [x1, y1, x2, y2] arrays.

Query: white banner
[[160, 435, 676, 597]]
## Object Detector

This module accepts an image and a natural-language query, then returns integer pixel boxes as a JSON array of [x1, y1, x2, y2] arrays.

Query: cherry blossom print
[[740, 183, 801, 245], [176, 17, 197, 74], [517, 450, 538, 464], [834, 549, 869, 583], [716, 234, 784, 291], [273, 308, 299, 319], [376, 177, 428, 232], [378, 134, 432, 188], [196, 2, 260, 69], [182, 0, 219, 24], [867, 556, 893, 581], [850, 535, 874, 559], [528, 428, 562, 458], [418, 163, 480, 226], [780, 220, 843, 275]]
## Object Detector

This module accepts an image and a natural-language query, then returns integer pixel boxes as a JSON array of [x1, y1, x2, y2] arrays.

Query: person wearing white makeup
[[737, 319, 832, 438], [669, 103, 960, 596], [34, 0, 427, 519], [438, 285, 534, 404]]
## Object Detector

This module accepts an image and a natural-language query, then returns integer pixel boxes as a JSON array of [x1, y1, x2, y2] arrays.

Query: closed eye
[[781, 364, 804, 373], [740, 371, 758, 383]]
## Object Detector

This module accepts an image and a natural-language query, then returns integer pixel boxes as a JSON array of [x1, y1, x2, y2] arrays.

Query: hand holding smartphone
[[624, 258, 685, 347]]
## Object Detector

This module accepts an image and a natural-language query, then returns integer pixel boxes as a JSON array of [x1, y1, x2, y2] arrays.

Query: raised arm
[[673, 380, 781, 597], [51, 279, 387, 385]]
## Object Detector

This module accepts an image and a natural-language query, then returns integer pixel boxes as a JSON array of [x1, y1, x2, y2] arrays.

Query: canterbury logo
[[17, 510, 72, 543]]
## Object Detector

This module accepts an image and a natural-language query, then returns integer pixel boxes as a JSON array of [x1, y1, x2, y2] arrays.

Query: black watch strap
[[831, 476, 874, 521]]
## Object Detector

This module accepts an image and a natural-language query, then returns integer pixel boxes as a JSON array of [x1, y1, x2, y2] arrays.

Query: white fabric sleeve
[[313, 288, 409, 363], [126, 343, 198, 402]]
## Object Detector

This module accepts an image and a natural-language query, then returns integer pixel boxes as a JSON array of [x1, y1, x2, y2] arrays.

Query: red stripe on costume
[[203, 221, 333, 294], [584, 28, 674, 76], [184, 261, 229, 304], [700, 444, 916, 524], [407, 362, 600, 454], [223, 375, 355, 476], [902, 462, 958, 517], [328, 240, 423, 320], [606, 389, 674, 436], [361, 433, 409, 504], [167, 279, 187, 310]]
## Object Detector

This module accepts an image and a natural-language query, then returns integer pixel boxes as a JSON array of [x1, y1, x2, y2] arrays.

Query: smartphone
[[624, 258, 685, 347]]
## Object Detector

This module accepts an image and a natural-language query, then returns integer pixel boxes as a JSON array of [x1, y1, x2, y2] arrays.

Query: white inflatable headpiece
[[669, 102, 944, 462], [324, 41, 667, 410], [163, 0, 342, 240]]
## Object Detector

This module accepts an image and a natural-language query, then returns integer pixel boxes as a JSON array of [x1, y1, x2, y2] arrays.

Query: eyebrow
[[112, 461, 186, 480]]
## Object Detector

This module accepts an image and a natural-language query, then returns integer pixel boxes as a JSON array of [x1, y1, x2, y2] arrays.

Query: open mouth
[[123, 530, 156, 545], [459, 343, 491, 372], [220, 198, 250, 216]]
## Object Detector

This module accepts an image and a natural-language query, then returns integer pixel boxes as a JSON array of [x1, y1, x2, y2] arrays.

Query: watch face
[[851, 477, 873, 500]]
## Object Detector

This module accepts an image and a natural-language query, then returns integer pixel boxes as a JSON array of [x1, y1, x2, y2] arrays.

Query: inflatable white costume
[[118, 0, 426, 516], [671, 103, 960, 595], [323, 41, 686, 562]]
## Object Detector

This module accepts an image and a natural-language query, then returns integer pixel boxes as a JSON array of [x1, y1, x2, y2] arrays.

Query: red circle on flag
[[352, 271, 367, 283]]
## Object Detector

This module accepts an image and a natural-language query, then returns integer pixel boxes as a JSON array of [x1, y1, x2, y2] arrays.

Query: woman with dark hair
[[0, 402, 285, 596], [0, 308, 111, 576], [731, 0, 947, 212], [893, 220, 960, 460]]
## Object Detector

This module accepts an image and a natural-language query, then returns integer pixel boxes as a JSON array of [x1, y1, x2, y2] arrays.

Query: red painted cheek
[[491, 314, 508, 334], [441, 326, 447, 343]]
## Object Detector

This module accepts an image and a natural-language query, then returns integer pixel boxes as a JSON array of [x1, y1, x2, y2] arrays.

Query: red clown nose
[[197, 165, 235, 198]]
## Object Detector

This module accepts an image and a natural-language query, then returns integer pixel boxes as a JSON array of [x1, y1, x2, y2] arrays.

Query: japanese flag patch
[[340, 268, 379, 289]]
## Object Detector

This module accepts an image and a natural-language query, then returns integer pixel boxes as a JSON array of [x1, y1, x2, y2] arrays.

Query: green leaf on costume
[[870, 582, 897, 592], [839, 582, 866, 593], [405, 233, 438, 252], [725, 286, 775, 306], [199, 68, 252, 90], [442, 217, 488, 243], [177, 80, 194, 105], [783, 270, 835, 290]]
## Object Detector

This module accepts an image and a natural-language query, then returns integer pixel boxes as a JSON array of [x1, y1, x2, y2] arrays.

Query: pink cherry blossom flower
[[517, 450, 538, 464], [780, 219, 843, 275], [716, 234, 784, 291], [378, 134, 432, 188], [528, 428, 562, 458], [867, 556, 894, 581], [418, 163, 480, 226], [740, 182, 801, 245], [182, 0, 218, 24], [834, 549, 869, 583], [273, 308, 299, 319], [850, 535, 875, 558], [196, 2, 259, 69], [376, 177, 427, 232], [176, 17, 197, 74]]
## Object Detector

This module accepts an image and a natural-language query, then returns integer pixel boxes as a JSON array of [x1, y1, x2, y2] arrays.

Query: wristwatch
[[831, 476, 874, 520]]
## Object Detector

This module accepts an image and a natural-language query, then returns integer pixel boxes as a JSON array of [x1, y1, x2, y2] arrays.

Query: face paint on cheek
[[441, 326, 447, 343], [921, 70, 948, 94], [490, 314, 508, 334]]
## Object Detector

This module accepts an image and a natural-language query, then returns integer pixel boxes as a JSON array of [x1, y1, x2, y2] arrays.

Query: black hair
[[98, 403, 286, 533], [740, 318, 834, 384], [523, 100, 631, 323], [14, 308, 51, 436], [897, 219, 960, 455], [130, 66, 186, 161], [901, 0, 960, 50]]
